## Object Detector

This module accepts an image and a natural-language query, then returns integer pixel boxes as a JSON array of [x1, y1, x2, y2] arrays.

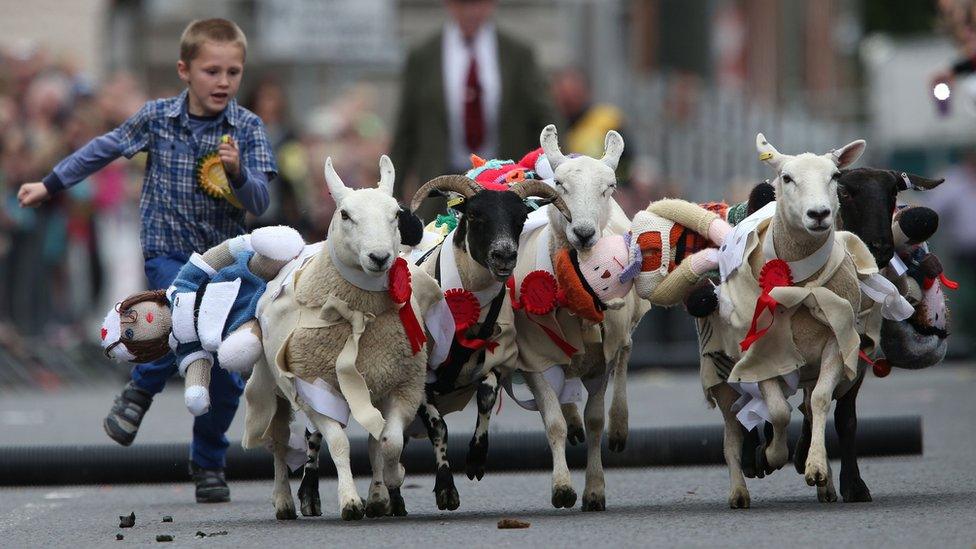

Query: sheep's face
[[837, 168, 944, 267], [457, 191, 528, 281], [540, 124, 623, 251], [756, 133, 865, 237], [774, 153, 840, 235], [325, 155, 400, 276], [549, 158, 616, 250], [331, 189, 400, 275]]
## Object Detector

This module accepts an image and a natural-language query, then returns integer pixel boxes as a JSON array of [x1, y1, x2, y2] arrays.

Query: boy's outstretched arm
[[18, 132, 124, 207], [18, 102, 152, 208]]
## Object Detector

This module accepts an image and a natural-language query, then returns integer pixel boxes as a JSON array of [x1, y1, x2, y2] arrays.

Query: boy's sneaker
[[103, 381, 153, 446], [191, 463, 230, 503]]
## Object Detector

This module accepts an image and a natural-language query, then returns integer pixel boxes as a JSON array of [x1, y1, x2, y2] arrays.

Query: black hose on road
[[0, 415, 921, 486]]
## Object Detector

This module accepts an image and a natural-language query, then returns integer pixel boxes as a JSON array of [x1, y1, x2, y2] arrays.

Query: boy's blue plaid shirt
[[115, 90, 277, 259]]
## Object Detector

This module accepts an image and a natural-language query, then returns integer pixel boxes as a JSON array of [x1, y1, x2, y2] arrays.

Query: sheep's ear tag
[[759, 152, 774, 162], [447, 196, 465, 208]]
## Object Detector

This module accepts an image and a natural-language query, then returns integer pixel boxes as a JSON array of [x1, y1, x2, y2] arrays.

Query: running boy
[[18, 18, 277, 503]]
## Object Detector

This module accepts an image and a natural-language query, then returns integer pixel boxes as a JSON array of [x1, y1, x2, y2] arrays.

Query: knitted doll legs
[[185, 359, 213, 417], [217, 320, 263, 373]]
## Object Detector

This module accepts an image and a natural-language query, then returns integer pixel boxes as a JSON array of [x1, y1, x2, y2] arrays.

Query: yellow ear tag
[[759, 152, 773, 161], [447, 196, 465, 208]]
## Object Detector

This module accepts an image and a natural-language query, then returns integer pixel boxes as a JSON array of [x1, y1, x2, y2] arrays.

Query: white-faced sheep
[[699, 134, 901, 509], [507, 124, 651, 511], [294, 173, 573, 515], [242, 156, 445, 520]]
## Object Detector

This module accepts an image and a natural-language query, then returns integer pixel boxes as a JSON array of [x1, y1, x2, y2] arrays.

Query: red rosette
[[758, 259, 792, 292], [740, 259, 794, 352], [444, 288, 481, 332], [388, 257, 412, 305], [520, 270, 559, 315]]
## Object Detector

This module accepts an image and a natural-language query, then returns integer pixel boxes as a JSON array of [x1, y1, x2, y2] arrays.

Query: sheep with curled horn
[[296, 171, 572, 514]]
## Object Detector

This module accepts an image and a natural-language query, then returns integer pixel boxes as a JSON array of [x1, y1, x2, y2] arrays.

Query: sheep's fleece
[[243, 244, 443, 448]]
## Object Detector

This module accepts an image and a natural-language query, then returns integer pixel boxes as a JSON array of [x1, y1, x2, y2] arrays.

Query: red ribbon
[[457, 334, 499, 353], [507, 276, 577, 358], [388, 258, 427, 356], [443, 288, 499, 355], [740, 259, 793, 352]]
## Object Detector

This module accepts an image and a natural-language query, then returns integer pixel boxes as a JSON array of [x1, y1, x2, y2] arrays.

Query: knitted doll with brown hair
[[101, 226, 305, 416]]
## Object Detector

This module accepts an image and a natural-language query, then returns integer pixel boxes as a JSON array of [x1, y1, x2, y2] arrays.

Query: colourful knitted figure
[[100, 226, 305, 416]]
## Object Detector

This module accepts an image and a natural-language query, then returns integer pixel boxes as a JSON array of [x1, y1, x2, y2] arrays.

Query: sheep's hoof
[[840, 476, 872, 503], [551, 485, 577, 509], [581, 493, 606, 512], [608, 432, 627, 453], [275, 503, 297, 521], [274, 493, 297, 520], [817, 483, 838, 503], [804, 462, 829, 487], [740, 426, 761, 478], [297, 476, 321, 517], [387, 488, 407, 516], [567, 424, 585, 446], [434, 465, 460, 510], [465, 439, 488, 481], [340, 498, 365, 521], [435, 486, 460, 511], [728, 487, 750, 509], [365, 494, 391, 518]]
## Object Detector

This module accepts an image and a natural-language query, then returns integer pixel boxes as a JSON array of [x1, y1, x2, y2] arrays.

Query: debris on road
[[155, 534, 173, 542], [161, 516, 173, 523], [116, 533, 124, 541], [497, 518, 531, 529], [195, 531, 228, 538], [119, 512, 135, 528]]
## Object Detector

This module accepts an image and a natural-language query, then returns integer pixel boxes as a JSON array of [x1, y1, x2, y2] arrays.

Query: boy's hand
[[17, 182, 50, 208], [218, 136, 241, 180]]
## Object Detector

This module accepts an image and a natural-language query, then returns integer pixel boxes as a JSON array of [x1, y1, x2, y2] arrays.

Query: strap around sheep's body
[[429, 283, 507, 395]]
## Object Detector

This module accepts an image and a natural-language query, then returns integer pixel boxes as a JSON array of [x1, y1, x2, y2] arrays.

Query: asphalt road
[[1, 364, 974, 547]]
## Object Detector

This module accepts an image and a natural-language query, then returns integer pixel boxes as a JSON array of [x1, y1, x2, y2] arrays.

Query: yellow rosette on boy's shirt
[[195, 136, 242, 209]]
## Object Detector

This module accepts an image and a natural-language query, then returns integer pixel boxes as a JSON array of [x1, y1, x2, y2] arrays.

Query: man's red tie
[[464, 53, 484, 152]]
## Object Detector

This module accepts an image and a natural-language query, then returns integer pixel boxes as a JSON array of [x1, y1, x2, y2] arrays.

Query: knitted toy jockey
[[100, 226, 306, 416], [544, 199, 733, 323]]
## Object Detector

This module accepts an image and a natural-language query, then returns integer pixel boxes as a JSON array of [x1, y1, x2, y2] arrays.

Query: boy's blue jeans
[[130, 254, 244, 471]]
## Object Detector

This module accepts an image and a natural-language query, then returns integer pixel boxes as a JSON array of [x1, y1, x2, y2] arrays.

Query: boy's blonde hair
[[179, 18, 247, 65]]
